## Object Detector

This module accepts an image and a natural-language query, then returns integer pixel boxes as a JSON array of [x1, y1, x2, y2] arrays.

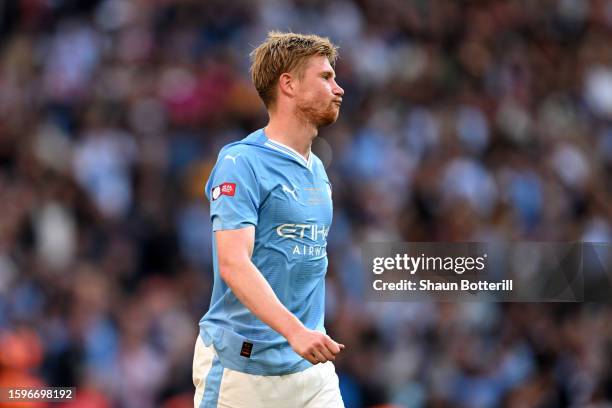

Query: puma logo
[[282, 184, 298, 201], [224, 154, 240, 164]]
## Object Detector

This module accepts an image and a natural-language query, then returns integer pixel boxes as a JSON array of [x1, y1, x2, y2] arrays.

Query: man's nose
[[333, 81, 344, 97]]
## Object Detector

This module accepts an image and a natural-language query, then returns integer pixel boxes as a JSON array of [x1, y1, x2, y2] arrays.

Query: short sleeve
[[207, 152, 260, 231]]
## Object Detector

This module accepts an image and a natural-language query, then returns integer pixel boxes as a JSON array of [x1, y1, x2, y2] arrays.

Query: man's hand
[[286, 327, 345, 364]]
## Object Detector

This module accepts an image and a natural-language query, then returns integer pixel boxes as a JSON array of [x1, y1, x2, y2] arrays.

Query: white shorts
[[192, 335, 345, 408]]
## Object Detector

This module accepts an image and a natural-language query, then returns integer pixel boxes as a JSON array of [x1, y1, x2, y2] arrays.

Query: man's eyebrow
[[320, 70, 336, 77]]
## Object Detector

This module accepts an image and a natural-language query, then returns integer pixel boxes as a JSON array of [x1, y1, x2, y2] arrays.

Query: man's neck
[[264, 114, 317, 161]]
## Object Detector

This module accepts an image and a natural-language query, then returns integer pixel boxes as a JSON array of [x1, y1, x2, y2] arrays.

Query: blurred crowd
[[1, 0, 612, 407]]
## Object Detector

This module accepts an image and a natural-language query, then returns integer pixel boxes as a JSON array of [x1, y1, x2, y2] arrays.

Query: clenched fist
[[287, 328, 345, 364]]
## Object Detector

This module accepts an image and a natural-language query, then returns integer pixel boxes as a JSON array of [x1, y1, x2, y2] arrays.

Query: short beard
[[296, 100, 339, 128]]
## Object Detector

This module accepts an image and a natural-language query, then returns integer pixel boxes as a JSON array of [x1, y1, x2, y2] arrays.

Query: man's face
[[294, 55, 344, 127]]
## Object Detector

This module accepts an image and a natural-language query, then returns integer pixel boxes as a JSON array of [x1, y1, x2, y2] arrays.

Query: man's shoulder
[[218, 143, 259, 160], [216, 132, 268, 166], [310, 151, 323, 167], [309, 152, 329, 178]]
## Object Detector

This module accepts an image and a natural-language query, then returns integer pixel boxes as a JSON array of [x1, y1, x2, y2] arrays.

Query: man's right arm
[[215, 226, 344, 364]]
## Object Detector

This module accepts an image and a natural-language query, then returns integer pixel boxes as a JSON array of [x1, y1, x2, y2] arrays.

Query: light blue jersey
[[199, 128, 333, 376]]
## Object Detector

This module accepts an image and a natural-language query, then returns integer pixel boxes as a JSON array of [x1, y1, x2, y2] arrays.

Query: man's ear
[[278, 73, 296, 98]]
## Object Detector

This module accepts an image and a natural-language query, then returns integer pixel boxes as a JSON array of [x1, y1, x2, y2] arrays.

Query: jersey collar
[[261, 130, 313, 170]]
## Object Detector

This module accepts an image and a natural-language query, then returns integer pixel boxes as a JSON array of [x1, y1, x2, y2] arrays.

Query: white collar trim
[[265, 138, 313, 169]]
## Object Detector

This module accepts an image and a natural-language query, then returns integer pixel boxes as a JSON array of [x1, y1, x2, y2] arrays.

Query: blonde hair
[[249, 31, 339, 108]]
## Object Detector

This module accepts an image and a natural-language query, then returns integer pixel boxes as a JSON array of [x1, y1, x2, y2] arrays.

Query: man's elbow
[[218, 256, 248, 284]]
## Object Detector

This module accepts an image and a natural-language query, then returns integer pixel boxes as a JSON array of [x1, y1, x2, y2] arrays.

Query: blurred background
[[1, 0, 612, 407]]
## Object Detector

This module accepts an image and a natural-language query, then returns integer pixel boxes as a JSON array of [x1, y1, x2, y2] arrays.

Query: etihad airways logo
[[276, 223, 329, 241]]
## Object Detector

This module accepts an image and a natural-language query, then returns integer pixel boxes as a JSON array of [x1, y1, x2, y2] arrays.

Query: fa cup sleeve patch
[[212, 182, 236, 201]]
